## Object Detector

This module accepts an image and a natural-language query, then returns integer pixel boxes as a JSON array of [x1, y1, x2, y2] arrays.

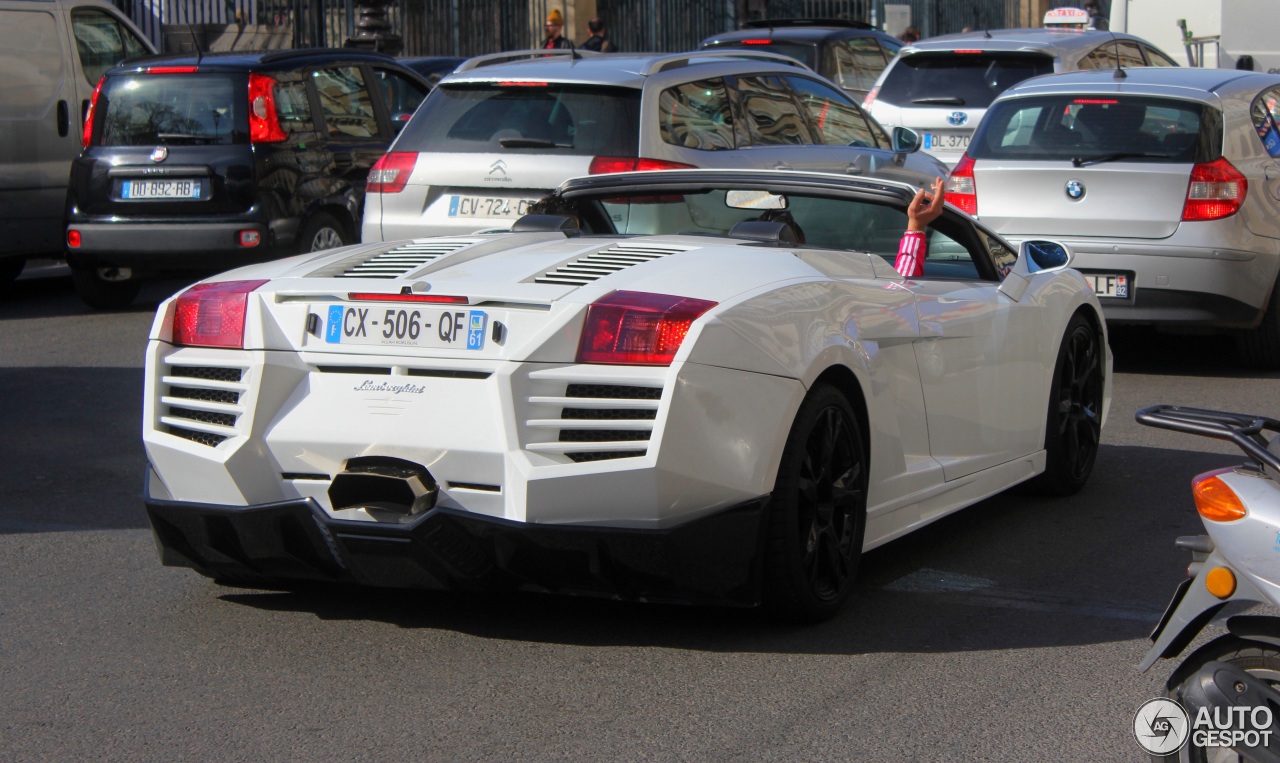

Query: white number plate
[[448, 195, 537, 218], [1082, 273, 1130, 299], [121, 179, 201, 200], [322, 304, 491, 350], [923, 132, 971, 152]]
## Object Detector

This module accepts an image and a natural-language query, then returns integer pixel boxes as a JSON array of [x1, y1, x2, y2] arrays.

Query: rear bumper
[[65, 219, 297, 270], [144, 475, 769, 607]]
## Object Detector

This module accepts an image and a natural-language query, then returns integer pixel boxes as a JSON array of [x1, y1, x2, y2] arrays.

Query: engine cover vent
[[533, 243, 690, 286]]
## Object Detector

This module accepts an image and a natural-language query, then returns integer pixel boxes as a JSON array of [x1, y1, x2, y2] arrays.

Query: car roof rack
[[641, 50, 812, 75], [742, 18, 874, 30], [453, 49, 600, 72]]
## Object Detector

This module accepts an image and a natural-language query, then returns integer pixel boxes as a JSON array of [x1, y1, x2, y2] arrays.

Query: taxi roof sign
[[1043, 7, 1092, 29]]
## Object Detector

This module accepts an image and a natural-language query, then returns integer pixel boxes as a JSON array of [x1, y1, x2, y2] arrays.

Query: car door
[[307, 63, 390, 221], [902, 217, 1046, 480]]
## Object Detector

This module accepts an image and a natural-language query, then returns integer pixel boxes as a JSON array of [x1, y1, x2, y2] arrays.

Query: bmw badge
[[1065, 179, 1085, 201]]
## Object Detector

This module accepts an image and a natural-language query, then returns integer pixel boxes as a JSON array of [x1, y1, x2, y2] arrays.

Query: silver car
[[954, 67, 1280, 366], [864, 28, 1178, 167], [362, 49, 947, 241]]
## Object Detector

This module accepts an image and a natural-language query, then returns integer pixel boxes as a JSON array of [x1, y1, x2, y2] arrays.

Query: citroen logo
[[946, 112, 968, 127], [1065, 179, 1086, 200], [489, 159, 507, 176], [150, 146, 168, 162]]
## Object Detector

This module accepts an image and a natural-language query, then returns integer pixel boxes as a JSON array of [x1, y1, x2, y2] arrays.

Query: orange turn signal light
[[1205, 566, 1237, 599], [1192, 469, 1247, 522]]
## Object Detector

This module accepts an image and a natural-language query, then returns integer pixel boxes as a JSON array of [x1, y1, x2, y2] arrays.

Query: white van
[[0, 0, 154, 286]]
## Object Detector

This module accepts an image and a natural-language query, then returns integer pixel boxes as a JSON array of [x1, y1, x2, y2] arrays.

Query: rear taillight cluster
[[367, 152, 417, 193], [1182, 157, 1246, 222], [946, 153, 978, 215], [82, 76, 105, 147], [248, 73, 286, 143], [576, 291, 716, 366], [172, 280, 268, 349]]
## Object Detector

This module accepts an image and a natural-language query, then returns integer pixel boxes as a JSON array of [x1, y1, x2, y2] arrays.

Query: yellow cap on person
[[546, 8, 563, 25]]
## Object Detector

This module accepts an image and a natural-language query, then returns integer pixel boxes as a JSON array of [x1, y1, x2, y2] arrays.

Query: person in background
[[899, 26, 921, 44], [1084, 2, 1109, 31], [543, 9, 574, 50], [580, 16, 618, 52], [894, 177, 946, 278]]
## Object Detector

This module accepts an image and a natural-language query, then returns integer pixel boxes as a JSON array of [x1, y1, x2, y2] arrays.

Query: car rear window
[[969, 95, 1221, 163], [394, 83, 640, 155], [876, 52, 1054, 109], [97, 73, 246, 146], [701, 41, 818, 70]]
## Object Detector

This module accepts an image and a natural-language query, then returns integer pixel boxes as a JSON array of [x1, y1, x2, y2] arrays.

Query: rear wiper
[[499, 137, 571, 149], [911, 97, 964, 105], [157, 133, 216, 144], [1071, 152, 1172, 167]]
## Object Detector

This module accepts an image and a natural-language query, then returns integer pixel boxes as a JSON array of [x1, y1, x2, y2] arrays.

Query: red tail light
[[946, 153, 978, 215], [173, 280, 269, 348], [146, 65, 199, 74], [577, 290, 717, 366], [862, 86, 878, 109], [248, 73, 286, 143], [1182, 157, 1247, 222], [742, 39, 773, 45], [588, 157, 696, 174], [82, 76, 105, 147], [67, 230, 82, 248], [367, 152, 417, 193]]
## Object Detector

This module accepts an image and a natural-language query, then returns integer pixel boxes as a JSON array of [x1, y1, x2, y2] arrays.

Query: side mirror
[[998, 239, 1073, 301], [891, 126, 921, 154]]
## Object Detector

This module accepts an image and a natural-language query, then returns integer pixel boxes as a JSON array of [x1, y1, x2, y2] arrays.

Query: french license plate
[[121, 179, 201, 200], [1083, 273, 1130, 299], [322, 304, 490, 350], [448, 195, 537, 218], [923, 131, 971, 152]]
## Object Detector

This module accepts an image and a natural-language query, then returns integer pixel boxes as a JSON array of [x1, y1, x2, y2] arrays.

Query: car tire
[[70, 264, 141, 310], [1026, 313, 1103, 496], [297, 212, 348, 254], [762, 383, 867, 623], [1239, 283, 1280, 369], [1160, 635, 1280, 763]]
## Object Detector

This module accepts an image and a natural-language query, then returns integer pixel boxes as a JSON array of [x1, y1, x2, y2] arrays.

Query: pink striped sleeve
[[894, 231, 928, 277]]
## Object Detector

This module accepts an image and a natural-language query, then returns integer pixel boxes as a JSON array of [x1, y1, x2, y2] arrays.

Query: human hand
[[906, 176, 946, 232]]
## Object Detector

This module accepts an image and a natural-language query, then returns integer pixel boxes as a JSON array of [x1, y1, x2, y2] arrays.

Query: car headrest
[[509, 214, 580, 236], [727, 219, 801, 245]]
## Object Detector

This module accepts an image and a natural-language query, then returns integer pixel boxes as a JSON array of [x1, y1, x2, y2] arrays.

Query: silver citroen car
[[864, 28, 1179, 167], [361, 49, 947, 241], [953, 67, 1280, 367]]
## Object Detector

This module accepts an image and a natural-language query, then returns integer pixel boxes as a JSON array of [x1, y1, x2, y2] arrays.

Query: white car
[[143, 170, 1111, 621]]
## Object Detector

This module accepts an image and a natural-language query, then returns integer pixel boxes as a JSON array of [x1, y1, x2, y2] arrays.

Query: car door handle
[[57, 100, 70, 138]]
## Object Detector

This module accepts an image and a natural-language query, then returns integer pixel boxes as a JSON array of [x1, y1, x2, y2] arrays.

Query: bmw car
[[142, 170, 1111, 621]]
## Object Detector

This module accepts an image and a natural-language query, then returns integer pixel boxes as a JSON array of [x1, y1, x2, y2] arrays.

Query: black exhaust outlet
[[328, 456, 438, 516]]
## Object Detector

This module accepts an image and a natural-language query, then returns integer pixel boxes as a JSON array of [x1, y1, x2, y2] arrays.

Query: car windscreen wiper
[[499, 137, 571, 149], [911, 97, 964, 105], [1071, 152, 1172, 167], [156, 133, 218, 144]]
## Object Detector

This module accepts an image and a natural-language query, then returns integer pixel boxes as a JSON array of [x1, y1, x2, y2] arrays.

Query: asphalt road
[[2, 269, 1276, 761]]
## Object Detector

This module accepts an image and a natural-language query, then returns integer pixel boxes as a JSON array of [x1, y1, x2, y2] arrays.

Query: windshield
[[877, 52, 1054, 109], [969, 95, 1220, 163], [395, 83, 640, 155], [98, 73, 247, 145], [701, 41, 818, 70]]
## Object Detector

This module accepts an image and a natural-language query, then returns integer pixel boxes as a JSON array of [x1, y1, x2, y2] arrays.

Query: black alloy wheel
[[1030, 313, 1102, 496], [764, 384, 867, 622]]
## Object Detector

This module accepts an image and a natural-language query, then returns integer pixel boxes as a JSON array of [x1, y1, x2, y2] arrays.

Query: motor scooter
[[1137, 405, 1280, 762]]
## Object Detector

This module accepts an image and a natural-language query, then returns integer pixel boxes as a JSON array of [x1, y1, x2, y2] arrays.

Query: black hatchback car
[[699, 19, 903, 101], [65, 48, 431, 308]]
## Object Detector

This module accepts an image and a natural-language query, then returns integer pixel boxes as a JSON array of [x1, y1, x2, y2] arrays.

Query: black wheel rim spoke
[[795, 404, 865, 601], [1057, 328, 1101, 477]]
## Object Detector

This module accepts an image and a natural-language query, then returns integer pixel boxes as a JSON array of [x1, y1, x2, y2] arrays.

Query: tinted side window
[[313, 66, 379, 138], [1251, 87, 1280, 158], [784, 76, 878, 147], [658, 78, 735, 150], [1079, 47, 1114, 71], [372, 68, 428, 123], [1115, 41, 1146, 68], [0, 10, 64, 119], [274, 76, 314, 133], [1143, 45, 1179, 67], [832, 37, 888, 92], [736, 75, 811, 146], [877, 53, 1054, 109]]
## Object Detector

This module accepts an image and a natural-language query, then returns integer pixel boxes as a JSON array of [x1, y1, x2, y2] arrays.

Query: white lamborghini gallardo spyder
[[143, 170, 1111, 621]]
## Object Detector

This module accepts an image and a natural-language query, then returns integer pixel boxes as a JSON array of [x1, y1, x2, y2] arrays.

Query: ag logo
[[1134, 697, 1190, 756], [1065, 179, 1086, 200], [946, 111, 968, 127]]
